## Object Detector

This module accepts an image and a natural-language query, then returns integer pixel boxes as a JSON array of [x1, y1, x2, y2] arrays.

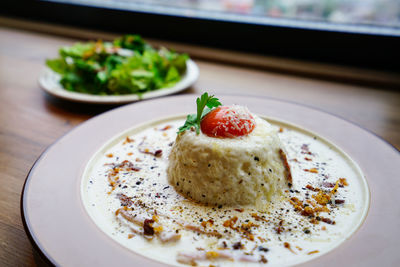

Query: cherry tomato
[[200, 106, 255, 138]]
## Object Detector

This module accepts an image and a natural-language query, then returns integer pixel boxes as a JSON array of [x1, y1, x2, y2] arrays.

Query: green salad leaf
[[178, 93, 222, 134], [46, 35, 189, 95]]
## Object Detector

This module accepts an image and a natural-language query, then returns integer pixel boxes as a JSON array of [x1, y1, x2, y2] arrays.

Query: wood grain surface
[[0, 26, 399, 267]]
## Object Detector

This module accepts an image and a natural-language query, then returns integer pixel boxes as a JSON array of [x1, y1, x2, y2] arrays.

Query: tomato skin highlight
[[200, 106, 255, 138]]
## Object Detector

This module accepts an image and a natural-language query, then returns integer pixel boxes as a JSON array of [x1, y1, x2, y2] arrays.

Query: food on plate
[[83, 93, 366, 266], [168, 93, 291, 206], [46, 34, 189, 95]]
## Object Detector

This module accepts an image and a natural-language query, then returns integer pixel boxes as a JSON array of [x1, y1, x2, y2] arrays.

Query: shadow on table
[[42, 87, 195, 118]]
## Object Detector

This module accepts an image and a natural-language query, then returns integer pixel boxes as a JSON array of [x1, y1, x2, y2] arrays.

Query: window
[[2, 0, 399, 71]]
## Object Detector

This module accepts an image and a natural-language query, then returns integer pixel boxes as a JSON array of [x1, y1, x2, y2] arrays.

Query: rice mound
[[167, 115, 289, 206]]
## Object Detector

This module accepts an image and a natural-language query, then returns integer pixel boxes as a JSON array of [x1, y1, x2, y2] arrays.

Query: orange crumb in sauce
[[304, 168, 318, 173]]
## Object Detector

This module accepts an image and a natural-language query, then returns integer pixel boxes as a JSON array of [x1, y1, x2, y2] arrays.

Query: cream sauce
[[81, 116, 369, 266]]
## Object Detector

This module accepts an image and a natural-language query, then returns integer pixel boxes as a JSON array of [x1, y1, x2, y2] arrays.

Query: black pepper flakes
[[143, 219, 155, 235]]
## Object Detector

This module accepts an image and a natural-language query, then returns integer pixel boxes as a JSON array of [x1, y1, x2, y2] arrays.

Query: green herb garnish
[[46, 34, 189, 95], [178, 93, 222, 134]]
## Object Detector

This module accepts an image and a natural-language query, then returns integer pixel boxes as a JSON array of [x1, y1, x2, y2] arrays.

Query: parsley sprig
[[178, 93, 222, 134]]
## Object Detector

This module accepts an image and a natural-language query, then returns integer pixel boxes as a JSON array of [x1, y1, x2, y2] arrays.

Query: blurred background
[[2, 0, 400, 74]]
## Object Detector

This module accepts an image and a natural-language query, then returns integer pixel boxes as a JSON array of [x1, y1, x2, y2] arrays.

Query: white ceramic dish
[[22, 95, 400, 266], [38, 60, 199, 104]]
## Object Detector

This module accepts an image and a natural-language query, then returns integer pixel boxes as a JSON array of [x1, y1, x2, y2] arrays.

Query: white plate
[[38, 60, 199, 104], [22, 95, 400, 266]]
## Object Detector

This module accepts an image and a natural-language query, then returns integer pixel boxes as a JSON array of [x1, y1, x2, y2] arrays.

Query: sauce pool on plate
[[81, 115, 369, 266]]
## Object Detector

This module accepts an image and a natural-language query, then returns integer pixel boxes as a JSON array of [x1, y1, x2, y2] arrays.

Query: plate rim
[[21, 94, 400, 267], [38, 59, 199, 104]]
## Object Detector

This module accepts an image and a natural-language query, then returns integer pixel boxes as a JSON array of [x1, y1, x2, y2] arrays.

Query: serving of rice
[[167, 115, 290, 206]]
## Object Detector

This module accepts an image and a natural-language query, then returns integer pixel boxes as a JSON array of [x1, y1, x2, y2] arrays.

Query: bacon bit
[[301, 144, 313, 155], [307, 250, 319, 255], [220, 241, 228, 249], [339, 178, 349, 186], [127, 152, 133, 156], [321, 226, 327, 230], [314, 205, 330, 213], [123, 136, 134, 145], [235, 208, 244, 212], [135, 158, 142, 162], [304, 157, 312, 161], [279, 127, 284, 133], [117, 193, 133, 207], [251, 213, 269, 223], [306, 184, 319, 192], [201, 219, 214, 228], [160, 125, 172, 131], [275, 226, 283, 234], [312, 191, 331, 205], [259, 255, 268, 264], [301, 206, 315, 216], [258, 236, 267, 242], [106, 153, 113, 158], [182, 224, 222, 238], [154, 149, 162, 157], [283, 242, 296, 254], [112, 160, 141, 172], [140, 148, 163, 157], [223, 216, 238, 228], [232, 242, 243, 250], [335, 199, 345, 204], [143, 219, 155, 235], [128, 234, 134, 239], [245, 233, 255, 241], [241, 221, 258, 231], [223, 216, 255, 241], [289, 197, 303, 211], [304, 168, 318, 173], [321, 217, 335, 225], [330, 179, 342, 195], [279, 149, 292, 185], [322, 182, 336, 188]]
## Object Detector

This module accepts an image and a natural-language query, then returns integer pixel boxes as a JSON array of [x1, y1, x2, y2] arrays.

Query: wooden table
[[0, 26, 399, 267]]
